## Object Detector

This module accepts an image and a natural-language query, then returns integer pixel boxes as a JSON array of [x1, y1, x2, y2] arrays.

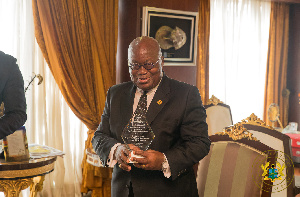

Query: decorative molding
[[0, 175, 46, 197], [0, 178, 32, 197], [241, 113, 274, 130], [216, 122, 258, 141], [30, 175, 45, 197], [206, 95, 223, 106], [0, 163, 55, 179]]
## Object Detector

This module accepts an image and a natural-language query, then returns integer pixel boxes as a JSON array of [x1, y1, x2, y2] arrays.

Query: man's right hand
[[114, 144, 140, 171]]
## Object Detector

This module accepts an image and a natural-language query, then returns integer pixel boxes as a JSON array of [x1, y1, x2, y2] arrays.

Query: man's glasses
[[128, 59, 160, 70]]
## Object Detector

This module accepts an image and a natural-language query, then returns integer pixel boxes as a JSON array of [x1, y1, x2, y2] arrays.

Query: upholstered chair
[[205, 95, 233, 136], [241, 113, 298, 197], [196, 123, 276, 197]]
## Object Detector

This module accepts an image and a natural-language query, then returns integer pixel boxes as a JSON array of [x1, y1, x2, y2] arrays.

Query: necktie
[[134, 91, 147, 118]]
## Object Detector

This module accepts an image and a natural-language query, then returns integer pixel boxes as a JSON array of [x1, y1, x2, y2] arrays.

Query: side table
[[0, 156, 57, 197]]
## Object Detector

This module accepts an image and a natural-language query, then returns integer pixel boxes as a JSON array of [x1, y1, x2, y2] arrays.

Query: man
[[92, 36, 210, 197], [0, 51, 27, 139]]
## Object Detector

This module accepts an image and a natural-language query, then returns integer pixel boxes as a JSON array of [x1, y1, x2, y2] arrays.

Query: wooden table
[[0, 156, 57, 197]]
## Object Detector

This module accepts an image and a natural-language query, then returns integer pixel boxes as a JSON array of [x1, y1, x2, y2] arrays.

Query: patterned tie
[[134, 91, 147, 118]]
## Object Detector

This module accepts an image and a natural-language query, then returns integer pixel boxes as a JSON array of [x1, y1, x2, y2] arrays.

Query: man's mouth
[[138, 77, 149, 84]]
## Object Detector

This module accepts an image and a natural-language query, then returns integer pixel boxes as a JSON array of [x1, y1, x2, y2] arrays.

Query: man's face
[[129, 41, 163, 91]]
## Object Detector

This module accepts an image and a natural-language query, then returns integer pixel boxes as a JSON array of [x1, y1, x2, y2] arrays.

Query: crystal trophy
[[121, 113, 155, 162]]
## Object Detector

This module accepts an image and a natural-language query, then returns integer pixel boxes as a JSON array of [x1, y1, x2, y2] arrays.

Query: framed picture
[[142, 7, 198, 66], [3, 126, 30, 162]]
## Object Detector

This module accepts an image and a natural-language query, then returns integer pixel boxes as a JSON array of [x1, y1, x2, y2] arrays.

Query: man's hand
[[114, 144, 140, 171], [132, 149, 165, 171]]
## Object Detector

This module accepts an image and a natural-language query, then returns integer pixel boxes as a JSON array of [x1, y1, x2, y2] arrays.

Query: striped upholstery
[[197, 141, 269, 197]]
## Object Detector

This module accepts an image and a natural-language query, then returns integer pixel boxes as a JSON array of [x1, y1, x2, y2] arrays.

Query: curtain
[[0, 0, 87, 196], [196, 0, 210, 105], [209, 0, 271, 123], [263, 2, 290, 128], [32, 0, 117, 196]]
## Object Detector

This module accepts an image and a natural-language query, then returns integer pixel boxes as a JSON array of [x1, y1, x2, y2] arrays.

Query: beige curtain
[[196, 0, 210, 104], [32, 0, 117, 196], [263, 2, 290, 128]]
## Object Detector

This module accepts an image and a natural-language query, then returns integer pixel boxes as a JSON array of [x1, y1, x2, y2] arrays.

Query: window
[[209, 0, 271, 123]]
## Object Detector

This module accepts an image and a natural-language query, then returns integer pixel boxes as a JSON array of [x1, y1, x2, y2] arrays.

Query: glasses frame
[[128, 59, 161, 71]]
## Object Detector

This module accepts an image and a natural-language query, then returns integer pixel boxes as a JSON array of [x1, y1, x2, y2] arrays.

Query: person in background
[[92, 36, 210, 197], [0, 51, 27, 140]]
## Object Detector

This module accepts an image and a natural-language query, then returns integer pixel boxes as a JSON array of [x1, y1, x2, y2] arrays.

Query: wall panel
[[287, 4, 300, 127]]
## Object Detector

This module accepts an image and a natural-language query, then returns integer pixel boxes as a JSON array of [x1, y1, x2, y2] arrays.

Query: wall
[[287, 4, 300, 127], [116, 0, 200, 85], [117, 1, 300, 128]]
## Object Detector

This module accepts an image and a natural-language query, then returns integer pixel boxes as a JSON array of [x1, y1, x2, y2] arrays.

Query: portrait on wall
[[142, 7, 198, 66]]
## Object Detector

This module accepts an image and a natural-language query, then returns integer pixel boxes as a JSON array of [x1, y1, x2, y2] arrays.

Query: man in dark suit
[[92, 36, 210, 197], [0, 51, 27, 139]]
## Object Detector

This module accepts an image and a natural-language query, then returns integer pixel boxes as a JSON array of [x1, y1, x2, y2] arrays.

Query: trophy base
[[129, 151, 144, 163]]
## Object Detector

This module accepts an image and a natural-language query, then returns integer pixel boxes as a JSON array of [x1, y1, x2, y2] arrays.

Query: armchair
[[242, 113, 297, 197], [205, 95, 233, 136], [196, 122, 276, 197]]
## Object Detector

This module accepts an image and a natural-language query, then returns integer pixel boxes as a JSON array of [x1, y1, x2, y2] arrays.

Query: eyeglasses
[[128, 59, 160, 70]]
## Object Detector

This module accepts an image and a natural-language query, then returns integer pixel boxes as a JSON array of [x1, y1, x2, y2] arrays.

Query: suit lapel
[[146, 76, 170, 125], [120, 83, 136, 127]]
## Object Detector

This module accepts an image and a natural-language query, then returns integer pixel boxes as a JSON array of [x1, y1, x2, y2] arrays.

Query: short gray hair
[[128, 36, 162, 60]]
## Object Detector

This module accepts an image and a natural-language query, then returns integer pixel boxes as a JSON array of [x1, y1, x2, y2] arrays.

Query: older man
[[92, 36, 210, 197], [0, 51, 27, 140]]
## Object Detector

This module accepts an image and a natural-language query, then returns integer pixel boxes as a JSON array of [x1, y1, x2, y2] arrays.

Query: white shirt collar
[[136, 77, 162, 94]]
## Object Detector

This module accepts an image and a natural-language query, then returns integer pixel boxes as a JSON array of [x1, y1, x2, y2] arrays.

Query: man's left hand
[[132, 149, 165, 171]]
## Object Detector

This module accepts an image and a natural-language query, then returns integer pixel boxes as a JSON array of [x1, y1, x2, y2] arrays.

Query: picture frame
[[3, 126, 30, 162], [142, 7, 198, 66]]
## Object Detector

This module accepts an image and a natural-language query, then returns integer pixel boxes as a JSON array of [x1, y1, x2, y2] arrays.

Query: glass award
[[121, 113, 155, 162]]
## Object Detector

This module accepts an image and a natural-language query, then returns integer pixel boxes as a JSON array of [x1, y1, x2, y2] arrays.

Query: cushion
[[206, 105, 232, 135], [197, 141, 267, 197]]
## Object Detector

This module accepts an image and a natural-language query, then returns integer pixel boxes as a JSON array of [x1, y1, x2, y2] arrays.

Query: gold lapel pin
[[157, 100, 162, 105]]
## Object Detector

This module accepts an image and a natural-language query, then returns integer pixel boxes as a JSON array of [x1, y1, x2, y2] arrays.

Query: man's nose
[[138, 65, 148, 74]]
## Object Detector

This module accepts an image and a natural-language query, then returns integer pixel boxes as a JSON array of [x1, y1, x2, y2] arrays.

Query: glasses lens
[[143, 63, 154, 70], [129, 63, 139, 70], [129, 60, 158, 70]]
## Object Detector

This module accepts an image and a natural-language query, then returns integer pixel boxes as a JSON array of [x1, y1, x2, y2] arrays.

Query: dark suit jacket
[[0, 51, 27, 139], [92, 75, 210, 197]]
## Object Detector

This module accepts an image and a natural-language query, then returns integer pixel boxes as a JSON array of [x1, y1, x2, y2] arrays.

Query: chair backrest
[[196, 122, 275, 197], [241, 113, 295, 197], [205, 95, 233, 136]]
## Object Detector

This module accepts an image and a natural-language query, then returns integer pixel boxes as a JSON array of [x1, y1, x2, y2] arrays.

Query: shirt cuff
[[107, 143, 121, 167], [162, 153, 171, 178]]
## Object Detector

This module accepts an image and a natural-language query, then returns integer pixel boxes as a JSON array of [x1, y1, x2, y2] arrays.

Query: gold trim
[[216, 122, 258, 141], [241, 113, 274, 129], [206, 95, 223, 106], [0, 162, 55, 179], [0, 102, 4, 117], [0, 178, 32, 197], [30, 175, 45, 197]]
